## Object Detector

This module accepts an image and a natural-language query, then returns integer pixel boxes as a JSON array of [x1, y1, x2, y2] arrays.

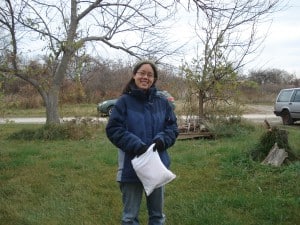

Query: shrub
[[7, 128, 37, 140], [250, 127, 299, 162]]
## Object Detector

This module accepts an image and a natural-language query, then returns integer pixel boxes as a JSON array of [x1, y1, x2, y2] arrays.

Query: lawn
[[0, 123, 299, 225], [2, 104, 99, 118]]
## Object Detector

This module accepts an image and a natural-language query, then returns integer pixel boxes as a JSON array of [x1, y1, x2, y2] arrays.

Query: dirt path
[[244, 104, 274, 114]]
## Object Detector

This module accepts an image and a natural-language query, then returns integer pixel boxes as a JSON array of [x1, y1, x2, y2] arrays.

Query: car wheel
[[108, 106, 114, 116], [281, 110, 293, 125]]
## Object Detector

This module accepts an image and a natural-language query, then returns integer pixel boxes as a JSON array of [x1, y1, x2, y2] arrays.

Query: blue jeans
[[120, 182, 165, 225]]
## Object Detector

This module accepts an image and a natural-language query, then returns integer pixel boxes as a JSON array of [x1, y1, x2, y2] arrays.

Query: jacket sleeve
[[154, 102, 178, 149], [105, 98, 146, 155]]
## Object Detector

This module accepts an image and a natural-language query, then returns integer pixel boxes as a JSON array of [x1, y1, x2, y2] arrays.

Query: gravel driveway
[[0, 104, 281, 124], [243, 104, 281, 124]]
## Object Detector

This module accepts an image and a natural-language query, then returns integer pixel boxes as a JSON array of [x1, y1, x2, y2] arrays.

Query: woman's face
[[133, 64, 155, 90]]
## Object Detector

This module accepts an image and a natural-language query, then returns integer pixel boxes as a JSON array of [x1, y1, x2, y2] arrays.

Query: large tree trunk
[[43, 45, 75, 124], [44, 87, 60, 124]]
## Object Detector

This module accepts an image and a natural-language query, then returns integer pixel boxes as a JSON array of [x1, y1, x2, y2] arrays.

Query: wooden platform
[[178, 132, 214, 140]]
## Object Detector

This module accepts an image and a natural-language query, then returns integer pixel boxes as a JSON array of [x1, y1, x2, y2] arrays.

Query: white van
[[274, 88, 300, 125]]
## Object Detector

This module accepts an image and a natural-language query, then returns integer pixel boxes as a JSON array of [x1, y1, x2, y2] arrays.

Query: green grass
[[0, 124, 299, 225], [2, 104, 99, 118]]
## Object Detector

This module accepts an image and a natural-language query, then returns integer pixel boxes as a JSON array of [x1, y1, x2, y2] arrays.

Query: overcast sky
[[246, 0, 300, 77], [169, 0, 300, 78], [24, 0, 300, 78]]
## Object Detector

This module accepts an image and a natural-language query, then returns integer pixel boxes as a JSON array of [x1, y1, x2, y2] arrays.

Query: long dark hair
[[122, 60, 158, 94]]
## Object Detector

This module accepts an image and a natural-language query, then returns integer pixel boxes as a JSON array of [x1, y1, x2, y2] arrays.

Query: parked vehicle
[[97, 90, 175, 116], [274, 88, 300, 125]]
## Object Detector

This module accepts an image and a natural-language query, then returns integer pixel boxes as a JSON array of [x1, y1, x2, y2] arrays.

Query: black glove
[[135, 145, 148, 157], [153, 139, 165, 152]]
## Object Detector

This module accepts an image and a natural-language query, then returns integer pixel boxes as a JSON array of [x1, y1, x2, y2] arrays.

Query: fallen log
[[261, 143, 288, 167]]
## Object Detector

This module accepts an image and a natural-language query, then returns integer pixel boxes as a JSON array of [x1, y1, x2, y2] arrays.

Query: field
[[0, 122, 299, 225]]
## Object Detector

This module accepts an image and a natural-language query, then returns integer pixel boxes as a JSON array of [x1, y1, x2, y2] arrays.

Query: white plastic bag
[[131, 143, 176, 196]]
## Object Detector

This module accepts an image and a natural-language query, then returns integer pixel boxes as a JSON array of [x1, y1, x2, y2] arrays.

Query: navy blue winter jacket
[[106, 86, 178, 183]]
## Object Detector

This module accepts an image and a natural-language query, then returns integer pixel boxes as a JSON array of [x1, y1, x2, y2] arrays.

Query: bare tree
[[0, 0, 178, 123], [248, 68, 296, 85], [180, 0, 283, 118]]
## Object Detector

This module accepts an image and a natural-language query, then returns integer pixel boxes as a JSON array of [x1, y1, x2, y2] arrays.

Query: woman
[[106, 60, 178, 225]]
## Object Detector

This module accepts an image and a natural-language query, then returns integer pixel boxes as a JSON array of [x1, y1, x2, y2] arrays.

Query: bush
[[250, 127, 299, 162]]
